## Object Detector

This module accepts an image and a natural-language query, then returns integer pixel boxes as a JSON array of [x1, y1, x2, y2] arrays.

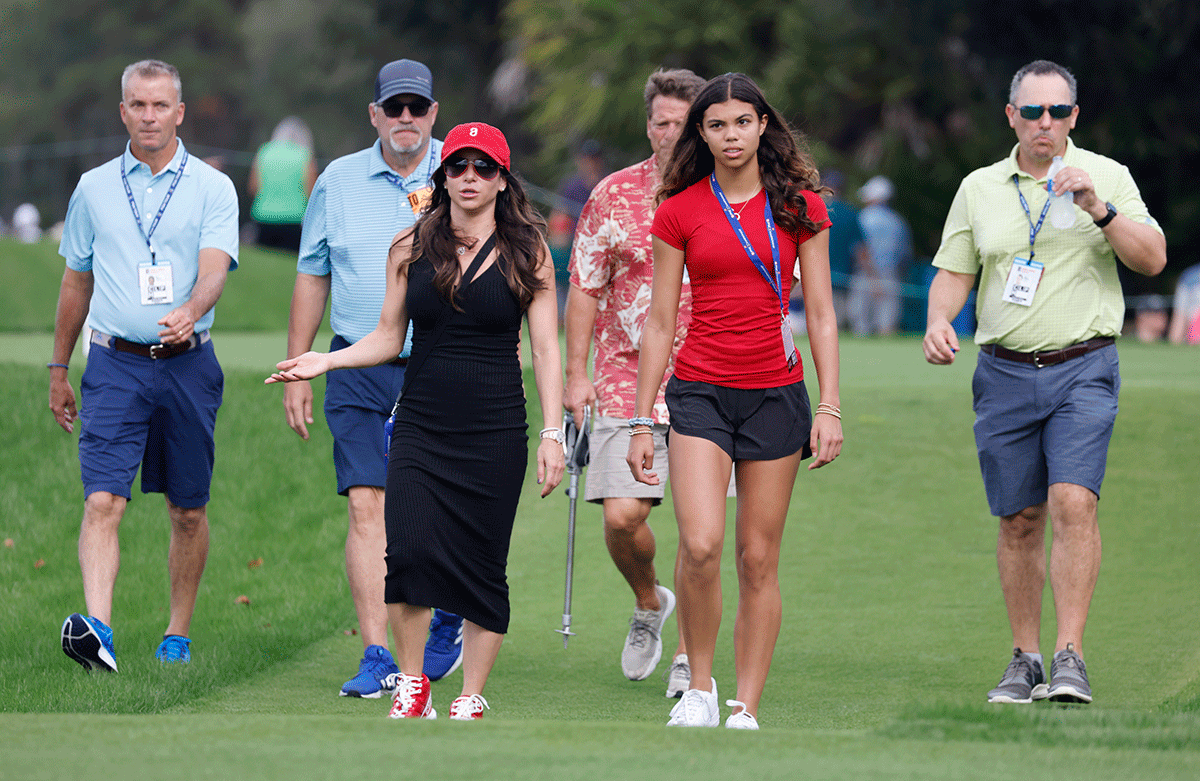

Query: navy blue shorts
[[665, 376, 812, 462], [972, 344, 1120, 517], [325, 335, 407, 496], [78, 336, 223, 509]]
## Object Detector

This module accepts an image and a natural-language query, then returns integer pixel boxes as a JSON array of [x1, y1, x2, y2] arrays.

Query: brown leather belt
[[980, 337, 1114, 368], [92, 330, 210, 359], [390, 356, 408, 367]]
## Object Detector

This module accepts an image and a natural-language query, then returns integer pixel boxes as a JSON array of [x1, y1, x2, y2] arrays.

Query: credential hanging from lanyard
[[710, 172, 797, 370], [1003, 174, 1050, 307], [122, 149, 188, 306]]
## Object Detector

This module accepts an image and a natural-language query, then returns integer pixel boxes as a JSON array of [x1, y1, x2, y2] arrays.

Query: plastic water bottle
[[1047, 155, 1075, 229]]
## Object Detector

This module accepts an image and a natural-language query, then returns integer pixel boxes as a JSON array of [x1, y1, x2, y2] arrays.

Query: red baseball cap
[[441, 122, 511, 171]]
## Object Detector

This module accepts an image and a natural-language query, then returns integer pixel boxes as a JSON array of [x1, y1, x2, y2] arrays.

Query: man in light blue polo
[[49, 59, 239, 671], [282, 59, 463, 698], [924, 60, 1166, 705]]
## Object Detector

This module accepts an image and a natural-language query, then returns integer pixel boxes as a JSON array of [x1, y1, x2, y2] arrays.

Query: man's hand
[[48, 372, 78, 433], [923, 318, 960, 365], [563, 374, 597, 430], [282, 380, 314, 440]]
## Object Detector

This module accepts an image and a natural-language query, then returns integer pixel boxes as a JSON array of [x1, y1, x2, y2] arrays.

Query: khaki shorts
[[583, 415, 735, 504]]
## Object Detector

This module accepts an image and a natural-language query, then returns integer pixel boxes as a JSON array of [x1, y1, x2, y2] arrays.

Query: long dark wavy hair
[[658, 73, 828, 235], [395, 162, 547, 310]]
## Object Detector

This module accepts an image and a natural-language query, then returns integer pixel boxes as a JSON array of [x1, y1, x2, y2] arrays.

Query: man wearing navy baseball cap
[[279, 58, 464, 698]]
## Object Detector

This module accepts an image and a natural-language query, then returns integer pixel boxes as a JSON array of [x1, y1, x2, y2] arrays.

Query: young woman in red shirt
[[627, 73, 843, 729]]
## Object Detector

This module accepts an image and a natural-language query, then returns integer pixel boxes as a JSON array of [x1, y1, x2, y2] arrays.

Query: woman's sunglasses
[[1017, 104, 1074, 120], [444, 157, 501, 181], [379, 97, 432, 118]]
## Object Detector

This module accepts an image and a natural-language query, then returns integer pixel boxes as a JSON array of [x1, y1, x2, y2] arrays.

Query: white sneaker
[[667, 677, 719, 727], [621, 584, 676, 681], [724, 700, 759, 730], [664, 653, 690, 698]]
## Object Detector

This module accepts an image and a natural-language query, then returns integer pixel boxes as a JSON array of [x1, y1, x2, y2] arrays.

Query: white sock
[[1024, 651, 1044, 668]]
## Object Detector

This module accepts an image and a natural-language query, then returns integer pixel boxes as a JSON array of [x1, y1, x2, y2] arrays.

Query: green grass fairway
[[1, 329, 1197, 778]]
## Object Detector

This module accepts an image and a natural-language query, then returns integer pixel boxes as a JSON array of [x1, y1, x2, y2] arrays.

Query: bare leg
[[667, 431, 734, 694], [346, 486, 389, 649], [729, 452, 803, 717], [164, 499, 210, 638], [997, 502, 1048, 653], [1048, 482, 1101, 657], [461, 621, 505, 696], [78, 491, 127, 625], [387, 602, 432, 675], [604, 497, 661, 610]]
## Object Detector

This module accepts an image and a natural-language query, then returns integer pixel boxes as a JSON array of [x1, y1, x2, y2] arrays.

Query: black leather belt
[[980, 337, 1114, 368], [92, 330, 210, 359]]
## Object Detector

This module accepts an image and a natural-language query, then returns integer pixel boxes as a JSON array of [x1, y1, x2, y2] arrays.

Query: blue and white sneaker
[[423, 609, 464, 681], [340, 644, 400, 698], [155, 635, 192, 664], [61, 613, 118, 672]]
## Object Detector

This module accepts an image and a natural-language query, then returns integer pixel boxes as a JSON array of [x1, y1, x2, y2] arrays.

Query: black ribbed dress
[[383, 250, 528, 634]]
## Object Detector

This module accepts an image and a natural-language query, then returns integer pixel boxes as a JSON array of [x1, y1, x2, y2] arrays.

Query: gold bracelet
[[815, 409, 841, 419], [630, 427, 654, 436]]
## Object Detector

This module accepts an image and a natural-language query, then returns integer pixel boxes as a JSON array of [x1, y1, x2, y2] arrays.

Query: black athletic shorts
[[665, 375, 812, 462]]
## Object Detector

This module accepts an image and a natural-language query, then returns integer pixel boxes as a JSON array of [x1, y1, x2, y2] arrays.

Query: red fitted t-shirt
[[651, 179, 830, 388]]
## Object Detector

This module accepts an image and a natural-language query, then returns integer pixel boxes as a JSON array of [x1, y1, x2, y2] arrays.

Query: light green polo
[[933, 138, 1162, 352]]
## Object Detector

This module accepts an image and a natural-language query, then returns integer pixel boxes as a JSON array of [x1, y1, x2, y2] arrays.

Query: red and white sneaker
[[448, 693, 489, 720], [386, 672, 437, 719]]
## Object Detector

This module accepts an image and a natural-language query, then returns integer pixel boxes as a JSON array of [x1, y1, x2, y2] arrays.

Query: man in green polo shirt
[[923, 60, 1166, 705]]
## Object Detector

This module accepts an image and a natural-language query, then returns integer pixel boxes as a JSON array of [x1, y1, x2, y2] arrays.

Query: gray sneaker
[[621, 584, 676, 680], [664, 653, 690, 698], [1047, 643, 1092, 703], [987, 648, 1048, 703]]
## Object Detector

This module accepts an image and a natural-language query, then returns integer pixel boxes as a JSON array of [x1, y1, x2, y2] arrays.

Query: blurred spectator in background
[[249, 116, 318, 252], [818, 171, 873, 331], [1132, 295, 1168, 343], [550, 139, 607, 324], [548, 210, 573, 325], [13, 202, 42, 243], [1168, 263, 1200, 344], [851, 175, 913, 336]]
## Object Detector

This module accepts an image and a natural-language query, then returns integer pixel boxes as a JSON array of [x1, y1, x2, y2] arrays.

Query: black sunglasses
[[444, 157, 501, 181], [379, 97, 432, 118], [1017, 104, 1074, 120]]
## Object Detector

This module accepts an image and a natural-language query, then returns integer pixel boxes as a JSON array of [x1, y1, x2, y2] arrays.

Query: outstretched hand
[[265, 351, 331, 385]]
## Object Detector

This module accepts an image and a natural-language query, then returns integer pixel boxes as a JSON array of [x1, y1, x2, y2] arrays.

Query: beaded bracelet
[[815, 408, 842, 419], [629, 426, 654, 436]]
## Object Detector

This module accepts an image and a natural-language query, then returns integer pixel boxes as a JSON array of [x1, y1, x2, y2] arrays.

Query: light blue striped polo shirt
[[59, 141, 239, 343], [297, 137, 442, 353]]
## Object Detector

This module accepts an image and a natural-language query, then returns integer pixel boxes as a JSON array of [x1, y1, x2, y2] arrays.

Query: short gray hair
[[1008, 60, 1077, 106], [121, 60, 182, 103], [644, 68, 705, 118]]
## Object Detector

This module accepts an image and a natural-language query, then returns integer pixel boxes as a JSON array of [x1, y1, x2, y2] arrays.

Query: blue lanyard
[[121, 149, 188, 264], [710, 172, 785, 315], [1012, 174, 1050, 262]]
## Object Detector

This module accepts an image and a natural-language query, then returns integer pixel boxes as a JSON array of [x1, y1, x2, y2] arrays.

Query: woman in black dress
[[269, 122, 565, 720]]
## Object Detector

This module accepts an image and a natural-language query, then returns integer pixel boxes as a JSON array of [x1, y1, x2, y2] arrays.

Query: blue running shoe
[[61, 613, 117, 672], [340, 644, 400, 698], [424, 609, 464, 681], [155, 635, 192, 664]]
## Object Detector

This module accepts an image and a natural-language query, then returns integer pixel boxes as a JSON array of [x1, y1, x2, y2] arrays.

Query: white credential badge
[[1001, 256, 1043, 307], [139, 261, 174, 305]]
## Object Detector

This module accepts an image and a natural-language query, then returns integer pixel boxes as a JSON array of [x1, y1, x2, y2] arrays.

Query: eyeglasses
[[1017, 104, 1074, 120], [379, 97, 432, 118], [444, 157, 501, 181]]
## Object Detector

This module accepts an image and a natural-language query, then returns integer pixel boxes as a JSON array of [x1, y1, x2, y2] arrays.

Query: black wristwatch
[[1094, 202, 1117, 228]]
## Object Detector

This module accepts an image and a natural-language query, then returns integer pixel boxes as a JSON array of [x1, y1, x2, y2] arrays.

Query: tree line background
[[1, 0, 1196, 293]]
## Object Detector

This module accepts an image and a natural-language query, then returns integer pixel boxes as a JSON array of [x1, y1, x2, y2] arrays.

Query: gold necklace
[[731, 190, 758, 220]]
